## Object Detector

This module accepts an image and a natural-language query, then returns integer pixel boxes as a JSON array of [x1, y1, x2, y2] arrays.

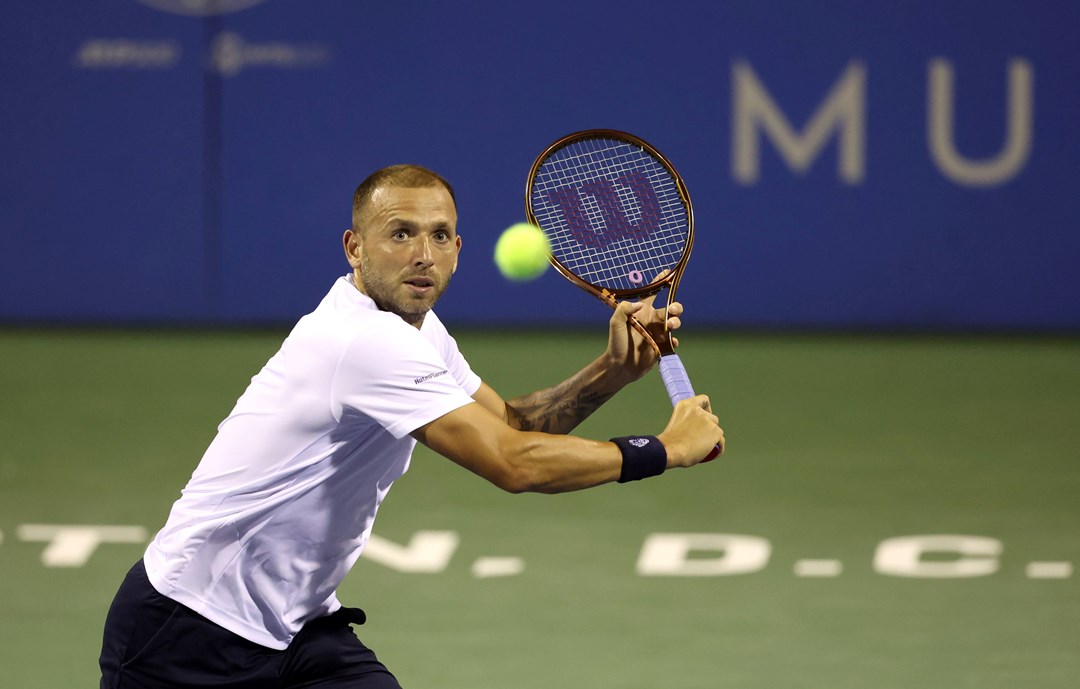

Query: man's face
[[344, 185, 461, 327]]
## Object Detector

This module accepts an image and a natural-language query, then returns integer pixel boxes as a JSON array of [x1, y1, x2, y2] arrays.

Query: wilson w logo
[[544, 171, 662, 247]]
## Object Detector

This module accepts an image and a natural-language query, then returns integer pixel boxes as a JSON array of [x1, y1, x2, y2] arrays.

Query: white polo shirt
[[143, 275, 481, 649]]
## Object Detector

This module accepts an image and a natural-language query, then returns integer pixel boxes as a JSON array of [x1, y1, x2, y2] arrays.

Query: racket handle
[[659, 354, 722, 463], [659, 353, 696, 404]]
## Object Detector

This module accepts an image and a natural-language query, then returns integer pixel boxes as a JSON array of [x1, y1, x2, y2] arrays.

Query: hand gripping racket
[[525, 129, 720, 462]]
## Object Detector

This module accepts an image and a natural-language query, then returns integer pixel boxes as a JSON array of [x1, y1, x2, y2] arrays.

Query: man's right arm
[[467, 299, 687, 436], [411, 395, 723, 494]]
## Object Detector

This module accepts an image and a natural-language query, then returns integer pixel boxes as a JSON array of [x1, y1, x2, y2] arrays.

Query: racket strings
[[530, 138, 689, 291]]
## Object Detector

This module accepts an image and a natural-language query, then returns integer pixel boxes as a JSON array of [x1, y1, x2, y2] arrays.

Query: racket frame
[[525, 129, 696, 356]]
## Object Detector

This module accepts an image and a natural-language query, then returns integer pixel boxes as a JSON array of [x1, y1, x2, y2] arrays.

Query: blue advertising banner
[[2, 0, 1077, 329]]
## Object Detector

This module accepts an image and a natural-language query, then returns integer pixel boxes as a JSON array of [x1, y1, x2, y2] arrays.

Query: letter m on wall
[[732, 60, 867, 185]]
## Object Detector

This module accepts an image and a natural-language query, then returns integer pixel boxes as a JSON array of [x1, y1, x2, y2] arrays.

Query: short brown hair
[[351, 164, 456, 230]]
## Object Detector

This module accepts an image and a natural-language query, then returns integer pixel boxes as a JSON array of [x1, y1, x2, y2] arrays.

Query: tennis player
[[99, 164, 724, 688]]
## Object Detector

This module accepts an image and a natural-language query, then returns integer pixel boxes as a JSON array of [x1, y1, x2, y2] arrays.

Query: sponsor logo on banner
[[133, 0, 270, 15], [72, 33, 332, 77], [209, 32, 332, 77], [74, 39, 181, 69]]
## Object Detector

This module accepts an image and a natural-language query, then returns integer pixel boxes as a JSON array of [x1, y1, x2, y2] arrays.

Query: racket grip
[[659, 353, 696, 404], [659, 354, 722, 464]]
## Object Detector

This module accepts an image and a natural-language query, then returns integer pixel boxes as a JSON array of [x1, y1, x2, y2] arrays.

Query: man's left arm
[[472, 297, 683, 434]]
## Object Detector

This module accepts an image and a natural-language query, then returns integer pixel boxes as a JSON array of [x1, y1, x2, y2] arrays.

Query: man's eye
[[434, 231, 449, 242], [392, 230, 408, 240]]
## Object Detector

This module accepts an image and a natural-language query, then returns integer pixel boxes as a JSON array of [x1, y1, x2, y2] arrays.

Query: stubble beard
[[358, 253, 451, 327]]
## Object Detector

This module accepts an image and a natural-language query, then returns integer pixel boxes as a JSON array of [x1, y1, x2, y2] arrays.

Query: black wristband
[[611, 435, 667, 483]]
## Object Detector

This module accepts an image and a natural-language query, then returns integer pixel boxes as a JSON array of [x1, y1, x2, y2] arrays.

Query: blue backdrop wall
[[2, 0, 1077, 330]]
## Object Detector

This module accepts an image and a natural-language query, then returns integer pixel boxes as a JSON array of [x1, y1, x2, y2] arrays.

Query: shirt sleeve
[[421, 311, 482, 396], [330, 319, 476, 439]]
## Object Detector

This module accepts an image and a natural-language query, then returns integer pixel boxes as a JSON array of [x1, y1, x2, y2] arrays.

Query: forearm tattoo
[[505, 369, 618, 434]]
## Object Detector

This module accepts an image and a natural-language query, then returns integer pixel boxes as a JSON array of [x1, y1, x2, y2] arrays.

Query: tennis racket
[[525, 129, 720, 462]]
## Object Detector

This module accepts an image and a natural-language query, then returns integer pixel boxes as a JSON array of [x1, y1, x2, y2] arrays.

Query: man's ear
[[451, 234, 462, 274], [343, 228, 364, 269]]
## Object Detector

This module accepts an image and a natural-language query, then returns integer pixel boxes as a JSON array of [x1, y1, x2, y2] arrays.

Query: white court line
[[1025, 562, 1073, 579], [794, 559, 844, 577], [472, 557, 525, 578]]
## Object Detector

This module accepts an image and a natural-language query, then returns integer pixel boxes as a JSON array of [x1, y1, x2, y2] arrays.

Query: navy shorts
[[99, 560, 402, 688]]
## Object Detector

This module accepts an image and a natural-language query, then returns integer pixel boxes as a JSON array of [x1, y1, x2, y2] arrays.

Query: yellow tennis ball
[[494, 222, 550, 281]]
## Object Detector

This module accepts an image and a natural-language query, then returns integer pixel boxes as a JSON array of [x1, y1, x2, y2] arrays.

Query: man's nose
[[413, 236, 435, 266]]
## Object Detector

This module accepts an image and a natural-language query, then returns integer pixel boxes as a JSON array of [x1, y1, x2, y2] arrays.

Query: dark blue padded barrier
[[2, 1, 1077, 329]]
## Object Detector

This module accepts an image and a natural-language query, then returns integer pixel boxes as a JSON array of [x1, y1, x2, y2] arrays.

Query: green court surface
[[1, 328, 1077, 688]]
